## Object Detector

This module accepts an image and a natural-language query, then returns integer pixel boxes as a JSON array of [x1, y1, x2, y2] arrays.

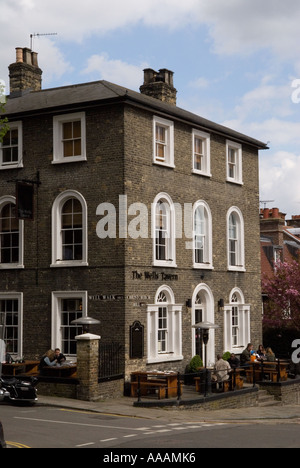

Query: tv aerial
[[30, 33, 58, 50], [260, 200, 275, 209]]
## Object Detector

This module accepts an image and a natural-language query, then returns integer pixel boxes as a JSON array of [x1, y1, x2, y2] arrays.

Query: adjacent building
[[0, 47, 268, 385]]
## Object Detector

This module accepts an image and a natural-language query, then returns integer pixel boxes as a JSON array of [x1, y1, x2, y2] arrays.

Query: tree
[[262, 259, 300, 331], [0, 82, 9, 143]]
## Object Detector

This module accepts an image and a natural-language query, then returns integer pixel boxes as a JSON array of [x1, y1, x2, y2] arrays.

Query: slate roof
[[3, 80, 268, 150]]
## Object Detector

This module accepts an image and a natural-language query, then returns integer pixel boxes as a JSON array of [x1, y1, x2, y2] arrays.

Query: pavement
[[37, 394, 300, 423]]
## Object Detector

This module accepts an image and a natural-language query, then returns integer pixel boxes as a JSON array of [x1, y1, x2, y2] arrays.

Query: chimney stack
[[140, 68, 177, 105], [9, 47, 42, 96]]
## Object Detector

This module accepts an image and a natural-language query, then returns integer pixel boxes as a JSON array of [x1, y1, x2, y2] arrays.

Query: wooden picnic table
[[1, 360, 40, 376], [40, 364, 77, 378], [246, 360, 289, 383], [131, 371, 180, 399]]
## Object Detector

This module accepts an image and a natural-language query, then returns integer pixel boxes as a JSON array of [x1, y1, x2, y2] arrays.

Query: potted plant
[[184, 355, 204, 385]]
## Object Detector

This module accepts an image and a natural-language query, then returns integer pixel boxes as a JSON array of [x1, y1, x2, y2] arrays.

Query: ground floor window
[[223, 288, 250, 354], [51, 291, 87, 357], [147, 286, 183, 364], [0, 293, 23, 359]]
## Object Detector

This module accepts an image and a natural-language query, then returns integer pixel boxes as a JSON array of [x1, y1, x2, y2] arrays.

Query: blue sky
[[1, 0, 300, 218]]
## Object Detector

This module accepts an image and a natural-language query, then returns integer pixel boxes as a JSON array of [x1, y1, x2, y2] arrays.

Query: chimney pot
[[140, 67, 177, 105], [15, 48, 23, 63]]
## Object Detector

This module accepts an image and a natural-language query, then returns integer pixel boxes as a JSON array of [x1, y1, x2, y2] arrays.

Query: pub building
[[0, 47, 267, 393]]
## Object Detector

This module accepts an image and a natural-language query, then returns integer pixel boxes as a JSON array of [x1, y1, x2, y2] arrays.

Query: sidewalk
[[37, 394, 300, 423]]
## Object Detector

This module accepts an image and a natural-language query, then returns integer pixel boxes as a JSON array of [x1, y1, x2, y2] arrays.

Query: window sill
[[51, 261, 89, 268], [52, 156, 87, 164], [226, 178, 244, 186], [193, 264, 214, 270], [147, 354, 183, 364], [153, 161, 175, 169], [0, 264, 24, 270], [192, 170, 212, 178], [153, 260, 177, 268], [228, 266, 246, 272], [0, 163, 24, 170]]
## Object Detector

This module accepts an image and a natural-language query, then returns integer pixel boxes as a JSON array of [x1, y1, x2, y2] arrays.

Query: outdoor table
[[246, 361, 288, 383], [131, 371, 180, 398], [40, 364, 77, 378], [1, 360, 40, 376]]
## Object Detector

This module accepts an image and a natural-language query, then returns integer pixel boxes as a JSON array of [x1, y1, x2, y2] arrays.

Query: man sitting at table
[[213, 354, 232, 387], [54, 348, 66, 365]]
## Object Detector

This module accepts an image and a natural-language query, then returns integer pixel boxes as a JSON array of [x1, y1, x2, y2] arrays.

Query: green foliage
[[222, 351, 231, 361], [188, 355, 203, 373]]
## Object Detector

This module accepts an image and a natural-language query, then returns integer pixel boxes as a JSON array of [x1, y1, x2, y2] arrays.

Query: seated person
[[256, 345, 267, 361], [227, 353, 240, 369], [39, 349, 57, 373], [54, 348, 66, 365], [240, 343, 254, 367], [213, 354, 232, 383]]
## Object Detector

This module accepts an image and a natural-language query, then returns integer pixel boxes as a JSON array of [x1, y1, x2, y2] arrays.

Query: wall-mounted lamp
[[218, 299, 224, 312], [186, 299, 192, 308]]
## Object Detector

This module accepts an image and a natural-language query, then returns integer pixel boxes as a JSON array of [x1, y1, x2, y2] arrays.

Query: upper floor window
[[152, 193, 176, 267], [53, 112, 86, 164], [51, 190, 88, 267], [153, 116, 174, 167], [193, 201, 213, 269], [227, 207, 245, 271], [0, 196, 24, 269], [192, 130, 211, 177], [0, 122, 23, 169], [226, 140, 243, 184]]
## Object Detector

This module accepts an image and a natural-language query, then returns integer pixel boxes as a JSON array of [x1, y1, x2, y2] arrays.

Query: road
[[1, 402, 300, 451]]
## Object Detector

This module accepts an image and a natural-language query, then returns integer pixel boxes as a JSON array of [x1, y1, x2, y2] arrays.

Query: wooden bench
[[194, 376, 231, 393], [130, 381, 166, 399]]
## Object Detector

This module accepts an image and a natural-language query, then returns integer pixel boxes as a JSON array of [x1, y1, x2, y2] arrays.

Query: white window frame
[[147, 286, 183, 364], [0, 292, 23, 360], [227, 206, 245, 272], [51, 190, 88, 268], [193, 200, 213, 270], [191, 284, 215, 365], [152, 193, 176, 268], [192, 129, 211, 177], [226, 140, 243, 185], [51, 291, 88, 358], [153, 116, 174, 168], [53, 112, 86, 164], [0, 121, 23, 170], [223, 288, 250, 354], [0, 196, 24, 270]]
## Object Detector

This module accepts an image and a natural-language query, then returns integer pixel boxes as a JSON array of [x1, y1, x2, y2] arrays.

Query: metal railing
[[98, 342, 124, 381], [133, 359, 291, 402]]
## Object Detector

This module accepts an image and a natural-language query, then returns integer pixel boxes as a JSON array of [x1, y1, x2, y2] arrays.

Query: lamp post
[[71, 316, 100, 334], [192, 321, 219, 396]]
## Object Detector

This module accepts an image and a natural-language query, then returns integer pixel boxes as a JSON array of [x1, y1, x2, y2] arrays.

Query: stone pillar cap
[[75, 333, 101, 341]]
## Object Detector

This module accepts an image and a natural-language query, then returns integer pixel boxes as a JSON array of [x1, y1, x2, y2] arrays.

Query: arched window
[[227, 207, 245, 271], [0, 196, 23, 268], [147, 286, 182, 363], [52, 190, 88, 267], [223, 288, 250, 353], [193, 201, 212, 269], [152, 193, 176, 267]]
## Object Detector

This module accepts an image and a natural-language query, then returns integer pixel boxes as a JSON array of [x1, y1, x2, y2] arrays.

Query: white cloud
[[260, 151, 300, 217], [81, 54, 148, 90]]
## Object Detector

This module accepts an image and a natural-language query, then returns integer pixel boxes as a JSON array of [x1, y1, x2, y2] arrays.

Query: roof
[[3, 80, 268, 150]]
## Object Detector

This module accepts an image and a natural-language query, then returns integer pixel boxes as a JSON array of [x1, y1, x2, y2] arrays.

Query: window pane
[[63, 122, 73, 140]]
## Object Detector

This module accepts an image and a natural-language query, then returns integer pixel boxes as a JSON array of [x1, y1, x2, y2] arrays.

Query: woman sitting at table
[[39, 349, 57, 373]]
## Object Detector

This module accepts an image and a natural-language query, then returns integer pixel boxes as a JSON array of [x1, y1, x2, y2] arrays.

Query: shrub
[[188, 355, 203, 373]]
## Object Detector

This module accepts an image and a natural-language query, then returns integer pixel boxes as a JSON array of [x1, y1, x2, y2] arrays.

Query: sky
[[1, 0, 300, 219]]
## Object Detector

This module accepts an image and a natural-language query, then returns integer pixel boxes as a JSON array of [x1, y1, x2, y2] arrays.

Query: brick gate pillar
[[75, 333, 101, 401]]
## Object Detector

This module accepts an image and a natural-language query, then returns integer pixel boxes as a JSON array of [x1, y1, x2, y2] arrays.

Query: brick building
[[0, 47, 268, 384]]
